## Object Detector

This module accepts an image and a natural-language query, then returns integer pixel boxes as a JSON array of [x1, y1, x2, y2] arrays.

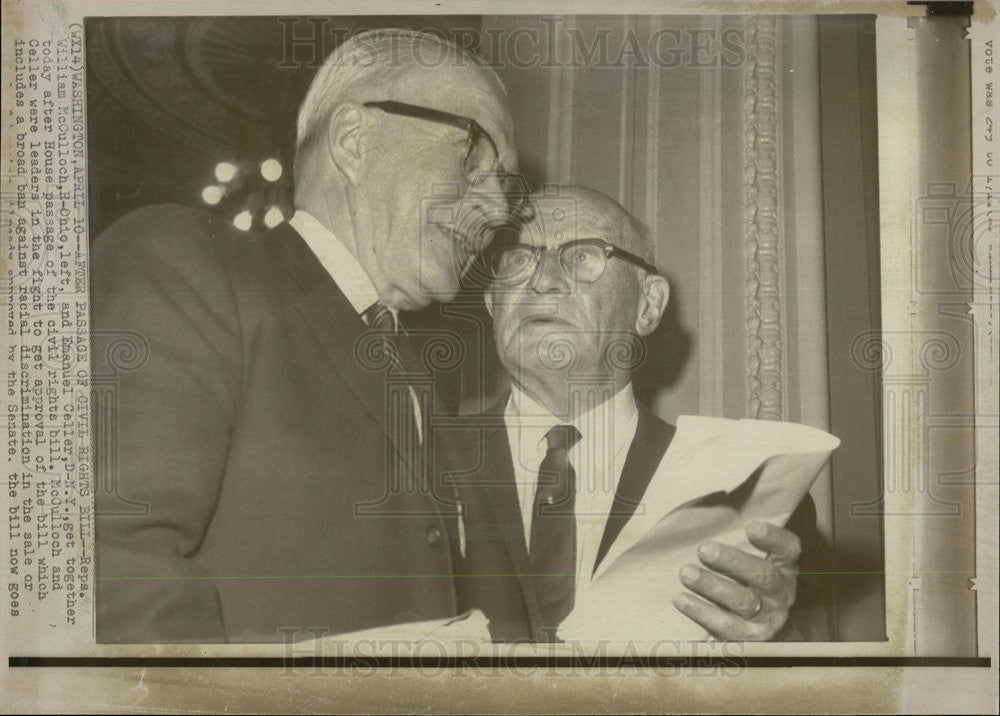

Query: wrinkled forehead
[[518, 192, 647, 258]]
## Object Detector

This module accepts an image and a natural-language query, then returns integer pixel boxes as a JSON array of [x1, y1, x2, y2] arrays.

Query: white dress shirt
[[288, 211, 422, 441], [504, 383, 640, 592]]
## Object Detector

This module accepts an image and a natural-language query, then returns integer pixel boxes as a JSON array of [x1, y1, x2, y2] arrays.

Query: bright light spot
[[215, 161, 238, 183], [201, 185, 223, 205], [260, 158, 283, 182], [263, 206, 284, 228], [233, 210, 253, 231]]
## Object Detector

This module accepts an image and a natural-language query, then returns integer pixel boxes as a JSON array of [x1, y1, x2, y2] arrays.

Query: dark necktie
[[362, 301, 404, 368], [361, 301, 421, 445], [529, 423, 582, 640]]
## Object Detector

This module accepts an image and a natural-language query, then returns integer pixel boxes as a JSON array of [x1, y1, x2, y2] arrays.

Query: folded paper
[[558, 416, 840, 643], [305, 609, 492, 650]]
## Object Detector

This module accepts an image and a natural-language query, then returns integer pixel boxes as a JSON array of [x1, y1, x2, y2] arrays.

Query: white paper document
[[558, 416, 840, 643], [305, 609, 493, 650]]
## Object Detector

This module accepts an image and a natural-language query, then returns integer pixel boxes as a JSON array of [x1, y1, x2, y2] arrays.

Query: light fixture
[[263, 206, 284, 228], [233, 210, 253, 231], [215, 161, 238, 183], [260, 158, 283, 182], [201, 185, 223, 205]]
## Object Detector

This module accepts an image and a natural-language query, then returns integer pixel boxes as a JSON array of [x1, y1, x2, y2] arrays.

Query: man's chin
[[414, 278, 461, 307], [503, 327, 586, 374]]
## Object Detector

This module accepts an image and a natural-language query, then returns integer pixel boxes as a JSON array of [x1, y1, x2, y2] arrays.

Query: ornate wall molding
[[743, 15, 784, 420]]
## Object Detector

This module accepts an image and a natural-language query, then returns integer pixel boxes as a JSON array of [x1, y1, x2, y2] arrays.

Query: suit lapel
[[593, 404, 676, 574], [269, 223, 411, 464], [470, 396, 674, 637]]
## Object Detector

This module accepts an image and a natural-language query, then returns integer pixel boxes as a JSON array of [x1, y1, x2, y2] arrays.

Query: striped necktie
[[361, 301, 422, 444], [362, 302, 405, 371]]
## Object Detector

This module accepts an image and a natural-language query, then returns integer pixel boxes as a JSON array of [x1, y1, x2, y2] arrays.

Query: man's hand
[[671, 521, 800, 640]]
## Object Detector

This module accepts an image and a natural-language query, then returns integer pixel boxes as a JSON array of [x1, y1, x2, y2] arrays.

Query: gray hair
[[295, 28, 504, 158]]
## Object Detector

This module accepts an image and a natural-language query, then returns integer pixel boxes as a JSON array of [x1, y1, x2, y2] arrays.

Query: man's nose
[[462, 173, 510, 219], [528, 249, 571, 295], [451, 177, 511, 253]]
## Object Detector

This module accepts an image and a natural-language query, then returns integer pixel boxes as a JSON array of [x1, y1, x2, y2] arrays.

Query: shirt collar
[[505, 382, 638, 459], [289, 210, 385, 318]]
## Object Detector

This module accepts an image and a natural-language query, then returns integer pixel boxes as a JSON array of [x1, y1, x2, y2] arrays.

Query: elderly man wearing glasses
[[455, 186, 828, 643], [93, 29, 521, 643]]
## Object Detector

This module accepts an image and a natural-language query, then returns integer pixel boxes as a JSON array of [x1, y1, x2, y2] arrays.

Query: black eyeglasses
[[362, 100, 526, 208], [488, 238, 659, 286]]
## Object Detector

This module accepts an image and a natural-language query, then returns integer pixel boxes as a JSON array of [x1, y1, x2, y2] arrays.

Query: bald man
[[453, 187, 829, 642]]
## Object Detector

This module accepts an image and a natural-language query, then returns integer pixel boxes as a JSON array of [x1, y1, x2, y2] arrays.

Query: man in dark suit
[[453, 186, 830, 642], [94, 29, 520, 642]]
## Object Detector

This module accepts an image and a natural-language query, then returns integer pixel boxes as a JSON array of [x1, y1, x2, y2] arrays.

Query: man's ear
[[326, 104, 365, 185], [635, 273, 670, 337]]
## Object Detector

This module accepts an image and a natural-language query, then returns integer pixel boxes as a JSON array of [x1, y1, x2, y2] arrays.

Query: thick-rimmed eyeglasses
[[488, 238, 659, 286], [362, 100, 525, 208]]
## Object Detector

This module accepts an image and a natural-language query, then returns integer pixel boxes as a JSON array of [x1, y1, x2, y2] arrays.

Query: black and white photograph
[[83, 13, 889, 646], [2, 2, 997, 713]]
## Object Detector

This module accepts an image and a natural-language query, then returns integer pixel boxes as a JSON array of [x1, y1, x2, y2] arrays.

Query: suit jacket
[[93, 204, 461, 643], [453, 397, 832, 642]]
